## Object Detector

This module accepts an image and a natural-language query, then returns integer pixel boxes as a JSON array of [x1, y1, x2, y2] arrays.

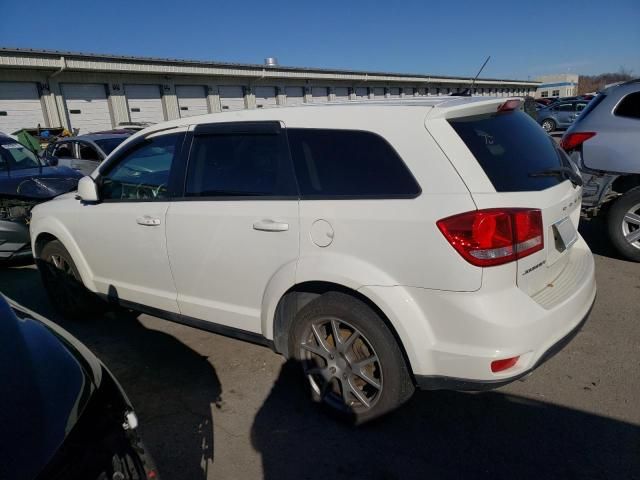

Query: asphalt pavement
[[0, 217, 638, 480]]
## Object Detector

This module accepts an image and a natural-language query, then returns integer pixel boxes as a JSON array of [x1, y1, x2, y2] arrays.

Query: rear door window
[[449, 110, 564, 192], [185, 123, 297, 198], [287, 129, 420, 198]]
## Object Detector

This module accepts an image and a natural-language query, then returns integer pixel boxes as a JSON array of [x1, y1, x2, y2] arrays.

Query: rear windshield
[[449, 110, 564, 192]]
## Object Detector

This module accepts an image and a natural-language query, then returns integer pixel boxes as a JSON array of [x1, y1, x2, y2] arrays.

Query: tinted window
[[449, 110, 564, 192], [0, 139, 41, 171], [615, 91, 640, 119], [101, 133, 182, 201], [185, 131, 296, 197], [79, 143, 100, 161], [558, 103, 574, 112], [287, 129, 420, 198], [54, 142, 74, 158], [94, 137, 127, 155]]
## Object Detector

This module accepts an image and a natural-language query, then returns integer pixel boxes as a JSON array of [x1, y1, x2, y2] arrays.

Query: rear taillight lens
[[437, 208, 544, 267], [491, 356, 520, 373], [560, 132, 596, 151]]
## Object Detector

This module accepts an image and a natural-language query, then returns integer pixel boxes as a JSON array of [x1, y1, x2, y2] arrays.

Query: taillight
[[491, 356, 519, 373], [561, 132, 596, 151], [437, 208, 544, 267]]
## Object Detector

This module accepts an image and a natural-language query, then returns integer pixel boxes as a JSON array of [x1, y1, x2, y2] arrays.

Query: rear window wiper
[[529, 166, 583, 187]]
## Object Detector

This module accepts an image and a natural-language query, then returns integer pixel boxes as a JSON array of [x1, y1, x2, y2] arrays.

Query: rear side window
[[449, 111, 563, 192], [615, 91, 640, 119], [287, 129, 420, 198], [185, 131, 297, 197]]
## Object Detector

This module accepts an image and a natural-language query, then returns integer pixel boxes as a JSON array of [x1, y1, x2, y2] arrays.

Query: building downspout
[[48, 56, 66, 80]]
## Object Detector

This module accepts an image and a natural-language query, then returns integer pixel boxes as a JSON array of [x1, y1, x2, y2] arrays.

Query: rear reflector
[[437, 208, 544, 267], [491, 356, 519, 373], [561, 132, 596, 151], [497, 99, 521, 112]]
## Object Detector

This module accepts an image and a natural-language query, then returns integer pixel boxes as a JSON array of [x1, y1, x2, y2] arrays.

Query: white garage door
[[334, 87, 349, 101], [355, 87, 368, 100], [254, 86, 277, 109], [125, 84, 165, 123], [0, 82, 46, 134], [311, 87, 328, 103], [373, 87, 385, 99], [62, 84, 112, 134], [219, 86, 245, 111], [285, 87, 304, 105], [176, 85, 208, 118]]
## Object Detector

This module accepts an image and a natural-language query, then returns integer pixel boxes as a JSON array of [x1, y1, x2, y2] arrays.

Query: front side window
[[0, 138, 42, 171], [615, 91, 640, 119], [101, 133, 183, 201], [558, 103, 574, 112], [185, 129, 296, 197], [54, 142, 75, 158], [79, 143, 101, 161], [287, 129, 420, 198]]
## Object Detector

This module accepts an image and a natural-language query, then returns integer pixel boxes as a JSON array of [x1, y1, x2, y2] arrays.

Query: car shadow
[[252, 359, 640, 480], [0, 266, 220, 480], [578, 216, 629, 261]]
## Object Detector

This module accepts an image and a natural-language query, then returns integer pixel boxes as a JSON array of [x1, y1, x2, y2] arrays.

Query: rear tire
[[541, 118, 556, 133], [38, 240, 105, 319], [607, 187, 640, 262], [289, 292, 414, 424]]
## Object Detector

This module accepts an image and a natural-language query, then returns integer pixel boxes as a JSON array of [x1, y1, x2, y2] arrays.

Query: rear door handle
[[136, 216, 161, 226], [253, 219, 289, 232]]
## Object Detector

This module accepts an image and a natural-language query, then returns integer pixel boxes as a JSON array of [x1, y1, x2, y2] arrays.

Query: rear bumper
[[359, 235, 597, 386], [415, 296, 594, 391]]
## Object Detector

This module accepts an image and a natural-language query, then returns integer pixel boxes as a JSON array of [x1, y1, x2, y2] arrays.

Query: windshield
[[0, 139, 42, 171], [449, 110, 564, 192], [94, 137, 128, 155]]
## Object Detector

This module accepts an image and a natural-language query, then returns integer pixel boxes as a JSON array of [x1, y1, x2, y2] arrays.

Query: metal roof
[[0, 47, 540, 86]]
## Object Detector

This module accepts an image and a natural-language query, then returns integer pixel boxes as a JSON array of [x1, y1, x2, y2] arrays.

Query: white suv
[[30, 97, 596, 422]]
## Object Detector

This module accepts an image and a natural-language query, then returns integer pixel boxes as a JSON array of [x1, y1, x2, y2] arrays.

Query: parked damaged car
[[0, 133, 82, 261], [0, 295, 158, 479]]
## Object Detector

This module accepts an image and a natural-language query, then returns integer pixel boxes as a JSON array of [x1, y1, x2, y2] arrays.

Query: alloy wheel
[[299, 317, 383, 412], [621, 203, 640, 250]]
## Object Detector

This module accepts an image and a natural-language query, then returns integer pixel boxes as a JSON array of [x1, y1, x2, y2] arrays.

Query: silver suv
[[562, 80, 640, 261]]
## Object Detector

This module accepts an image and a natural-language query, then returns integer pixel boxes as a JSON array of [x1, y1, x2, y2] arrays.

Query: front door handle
[[253, 219, 289, 232], [136, 216, 161, 226]]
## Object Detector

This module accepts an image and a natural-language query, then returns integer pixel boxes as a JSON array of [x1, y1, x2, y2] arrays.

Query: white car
[[30, 97, 596, 422]]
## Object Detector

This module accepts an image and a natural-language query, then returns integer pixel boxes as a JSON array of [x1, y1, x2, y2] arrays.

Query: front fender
[[30, 216, 97, 292]]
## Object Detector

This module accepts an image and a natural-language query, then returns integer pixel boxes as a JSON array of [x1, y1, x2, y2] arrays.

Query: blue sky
[[1, 0, 638, 80]]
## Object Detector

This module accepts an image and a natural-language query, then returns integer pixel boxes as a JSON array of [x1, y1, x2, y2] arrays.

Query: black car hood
[[0, 297, 99, 480], [0, 166, 83, 200]]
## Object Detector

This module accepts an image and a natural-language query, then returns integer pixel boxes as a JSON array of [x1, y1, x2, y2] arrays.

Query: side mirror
[[77, 176, 99, 202], [47, 156, 59, 166]]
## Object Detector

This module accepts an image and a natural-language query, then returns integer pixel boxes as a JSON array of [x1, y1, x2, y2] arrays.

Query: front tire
[[607, 187, 640, 262], [289, 292, 414, 424], [38, 239, 105, 318]]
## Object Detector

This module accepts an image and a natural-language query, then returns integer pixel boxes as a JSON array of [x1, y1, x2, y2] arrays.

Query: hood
[[0, 296, 99, 480], [0, 166, 82, 200]]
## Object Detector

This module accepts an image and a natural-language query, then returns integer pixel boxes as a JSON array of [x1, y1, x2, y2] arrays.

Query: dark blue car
[[0, 134, 82, 261]]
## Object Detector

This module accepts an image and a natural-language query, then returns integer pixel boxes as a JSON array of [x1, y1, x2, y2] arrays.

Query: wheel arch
[[31, 220, 97, 291], [270, 281, 416, 381], [612, 175, 640, 196]]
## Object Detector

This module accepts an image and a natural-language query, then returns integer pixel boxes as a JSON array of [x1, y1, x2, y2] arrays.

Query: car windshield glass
[[0, 139, 42, 171], [94, 137, 127, 155], [449, 110, 564, 192]]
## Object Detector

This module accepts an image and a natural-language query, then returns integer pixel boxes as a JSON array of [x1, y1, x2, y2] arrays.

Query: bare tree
[[578, 67, 634, 94]]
